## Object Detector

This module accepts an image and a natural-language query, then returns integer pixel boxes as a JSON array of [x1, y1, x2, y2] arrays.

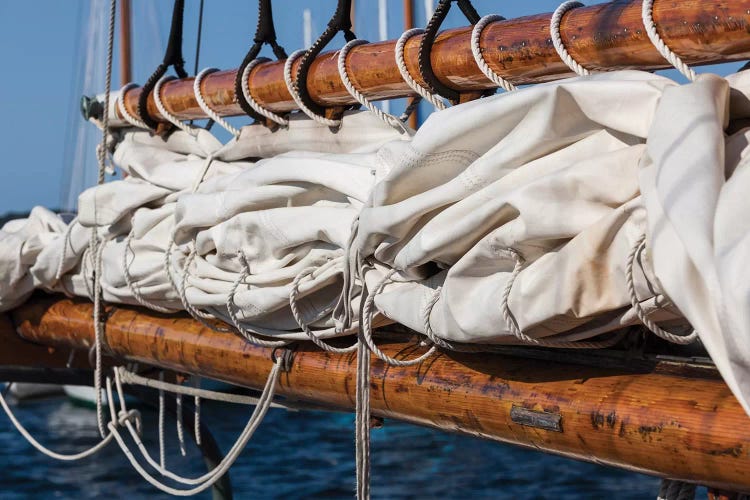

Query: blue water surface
[[0, 396, 664, 499]]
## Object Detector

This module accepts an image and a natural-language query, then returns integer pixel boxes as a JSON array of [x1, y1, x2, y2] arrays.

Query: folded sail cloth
[[1, 73, 749, 416]]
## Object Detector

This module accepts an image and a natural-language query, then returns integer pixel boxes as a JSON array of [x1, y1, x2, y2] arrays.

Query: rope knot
[[118, 409, 142, 436]]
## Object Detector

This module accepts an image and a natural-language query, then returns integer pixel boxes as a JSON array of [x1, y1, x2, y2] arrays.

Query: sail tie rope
[[642, 0, 696, 82], [338, 39, 413, 135], [471, 15, 517, 92], [500, 248, 626, 348], [625, 234, 698, 344], [395, 29, 447, 111], [550, 2, 590, 77], [122, 230, 176, 314], [361, 269, 438, 367], [193, 68, 241, 137], [235, 0, 289, 124], [289, 266, 358, 354], [225, 250, 292, 348]]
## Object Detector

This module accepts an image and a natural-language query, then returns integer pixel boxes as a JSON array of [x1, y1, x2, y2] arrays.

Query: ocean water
[[0, 396, 665, 499]]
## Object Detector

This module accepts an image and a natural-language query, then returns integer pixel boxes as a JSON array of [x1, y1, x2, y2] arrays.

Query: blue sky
[[0, 0, 739, 215]]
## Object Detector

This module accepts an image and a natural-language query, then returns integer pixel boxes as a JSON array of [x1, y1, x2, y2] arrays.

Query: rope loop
[[338, 39, 412, 135], [290, 266, 358, 354], [241, 57, 289, 127], [471, 15, 517, 92], [395, 29, 446, 111], [235, 0, 289, 122], [284, 49, 341, 127], [226, 250, 292, 348], [153, 75, 200, 136], [625, 234, 699, 344], [500, 248, 625, 349], [642, 0, 696, 81], [361, 270, 438, 367], [419, 0, 486, 104], [194, 68, 240, 137], [117, 83, 150, 129], [137, 0, 188, 130], [294, 0, 355, 123], [550, 1, 590, 77]]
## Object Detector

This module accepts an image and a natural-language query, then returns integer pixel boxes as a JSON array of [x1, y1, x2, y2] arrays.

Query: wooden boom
[[6, 295, 750, 492], [118, 0, 750, 124]]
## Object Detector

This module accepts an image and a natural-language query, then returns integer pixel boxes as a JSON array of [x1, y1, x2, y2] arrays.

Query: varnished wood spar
[[119, 0, 750, 123], [10, 296, 750, 491]]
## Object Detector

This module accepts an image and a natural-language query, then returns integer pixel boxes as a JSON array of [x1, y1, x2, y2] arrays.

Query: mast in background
[[403, 0, 417, 129], [119, 0, 132, 86]]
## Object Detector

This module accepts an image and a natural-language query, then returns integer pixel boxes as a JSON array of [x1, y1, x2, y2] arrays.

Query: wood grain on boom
[[117, 0, 750, 123], [9, 295, 750, 492]]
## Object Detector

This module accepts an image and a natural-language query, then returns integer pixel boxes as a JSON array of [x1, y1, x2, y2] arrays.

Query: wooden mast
[[403, 0, 417, 130], [119, 0, 132, 87], [7, 295, 750, 492], [117, 0, 750, 124]]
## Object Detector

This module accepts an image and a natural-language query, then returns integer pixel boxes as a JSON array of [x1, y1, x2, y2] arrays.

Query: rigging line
[[193, 0, 205, 76]]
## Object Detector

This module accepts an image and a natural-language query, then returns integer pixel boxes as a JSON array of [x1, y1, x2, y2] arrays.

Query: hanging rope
[[418, 0, 486, 104], [625, 234, 699, 344], [105, 356, 284, 496], [471, 15, 517, 92], [137, 0, 188, 130], [235, 0, 289, 123], [284, 49, 342, 127], [550, 1, 590, 77], [642, 0, 696, 81]]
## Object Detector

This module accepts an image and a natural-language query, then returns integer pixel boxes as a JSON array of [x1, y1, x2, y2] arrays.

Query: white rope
[[289, 267, 358, 354], [241, 58, 290, 127], [193, 68, 241, 137], [176, 244, 233, 333], [153, 75, 200, 136], [550, 1, 590, 76], [471, 15, 518, 92], [193, 376, 201, 446], [626, 234, 699, 345], [226, 250, 291, 348], [117, 83, 150, 129], [119, 368, 274, 406], [105, 359, 282, 496], [123, 230, 175, 313], [500, 248, 626, 348], [642, 0, 696, 81], [395, 29, 447, 111], [355, 329, 371, 500], [176, 392, 186, 456], [158, 371, 166, 469], [283, 49, 341, 127], [338, 39, 411, 135], [361, 270, 438, 366], [0, 387, 113, 460]]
